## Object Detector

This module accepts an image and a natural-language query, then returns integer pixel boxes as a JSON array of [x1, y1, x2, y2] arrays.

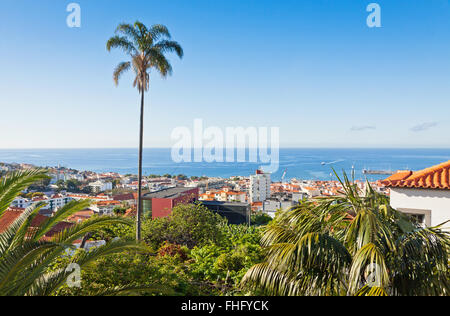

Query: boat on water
[[362, 169, 395, 175]]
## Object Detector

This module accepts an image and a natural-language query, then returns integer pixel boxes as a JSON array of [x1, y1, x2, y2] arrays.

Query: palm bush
[[0, 170, 145, 296], [242, 173, 450, 296]]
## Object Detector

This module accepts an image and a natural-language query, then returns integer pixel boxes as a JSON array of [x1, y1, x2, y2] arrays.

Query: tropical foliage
[[251, 212, 273, 226], [142, 204, 227, 250], [242, 173, 450, 296], [4, 170, 447, 296], [189, 224, 262, 294], [0, 170, 145, 296], [56, 206, 263, 296]]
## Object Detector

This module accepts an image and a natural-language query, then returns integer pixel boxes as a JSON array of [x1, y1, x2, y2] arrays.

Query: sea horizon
[[1, 148, 449, 182], [1, 147, 450, 150]]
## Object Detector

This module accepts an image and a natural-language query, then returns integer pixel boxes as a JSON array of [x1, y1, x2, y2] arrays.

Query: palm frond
[[115, 23, 140, 44], [149, 24, 171, 41], [148, 47, 173, 78], [355, 285, 388, 296], [154, 40, 184, 58], [106, 36, 137, 55], [0, 202, 46, 256], [0, 170, 48, 216], [0, 241, 62, 295], [113, 61, 131, 85], [348, 243, 390, 295], [242, 262, 294, 296], [51, 216, 133, 244], [30, 199, 92, 242], [134, 21, 149, 37], [27, 240, 148, 296]]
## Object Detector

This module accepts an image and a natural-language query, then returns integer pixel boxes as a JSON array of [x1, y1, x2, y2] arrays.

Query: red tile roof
[[381, 160, 450, 190], [0, 209, 25, 233], [0, 208, 74, 238], [0, 209, 52, 233], [67, 209, 95, 222], [113, 193, 138, 201]]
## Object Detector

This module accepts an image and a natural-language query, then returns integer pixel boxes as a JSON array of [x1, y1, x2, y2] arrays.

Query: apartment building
[[88, 180, 113, 193], [249, 170, 271, 203]]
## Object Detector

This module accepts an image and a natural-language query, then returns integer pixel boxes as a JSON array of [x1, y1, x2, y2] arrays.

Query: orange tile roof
[[124, 208, 137, 217], [97, 200, 121, 206], [381, 160, 450, 190], [0, 208, 74, 237], [67, 209, 95, 222]]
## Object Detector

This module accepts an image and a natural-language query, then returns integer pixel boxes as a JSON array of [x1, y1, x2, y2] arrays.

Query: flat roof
[[200, 200, 250, 207], [142, 187, 196, 199]]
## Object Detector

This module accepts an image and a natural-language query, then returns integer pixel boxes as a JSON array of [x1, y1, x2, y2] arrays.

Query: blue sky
[[0, 0, 449, 148]]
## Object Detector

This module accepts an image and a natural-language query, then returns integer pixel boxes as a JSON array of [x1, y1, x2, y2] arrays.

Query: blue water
[[0, 148, 449, 181]]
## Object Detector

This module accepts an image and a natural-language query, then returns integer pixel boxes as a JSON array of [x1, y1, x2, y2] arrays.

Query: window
[[398, 208, 431, 227], [407, 214, 426, 227]]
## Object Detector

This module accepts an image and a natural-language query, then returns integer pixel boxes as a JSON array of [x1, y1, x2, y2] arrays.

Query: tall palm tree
[[0, 170, 146, 295], [107, 22, 183, 241], [242, 172, 450, 296]]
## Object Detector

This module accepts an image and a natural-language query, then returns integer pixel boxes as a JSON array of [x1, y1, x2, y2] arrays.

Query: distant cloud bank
[[350, 126, 376, 131], [410, 122, 438, 132]]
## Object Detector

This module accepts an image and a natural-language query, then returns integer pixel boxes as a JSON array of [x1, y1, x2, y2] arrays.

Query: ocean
[[0, 148, 449, 182]]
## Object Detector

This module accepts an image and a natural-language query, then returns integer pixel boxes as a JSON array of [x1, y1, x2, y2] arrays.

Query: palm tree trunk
[[136, 88, 145, 241]]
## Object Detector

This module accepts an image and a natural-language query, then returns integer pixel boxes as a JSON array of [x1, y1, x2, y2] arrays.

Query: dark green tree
[[66, 179, 81, 192], [143, 204, 226, 249]]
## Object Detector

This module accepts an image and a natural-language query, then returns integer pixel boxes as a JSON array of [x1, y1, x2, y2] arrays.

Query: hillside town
[[2, 158, 450, 251], [1, 161, 389, 225]]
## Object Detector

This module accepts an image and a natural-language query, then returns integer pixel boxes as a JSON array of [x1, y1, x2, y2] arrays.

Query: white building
[[0, 165, 11, 172], [382, 161, 450, 229], [11, 194, 74, 214], [250, 170, 271, 203], [89, 181, 113, 193], [67, 173, 85, 182], [50, 172, 68, 184], [46, 194, 73, 210], [11, 197, 31, 209], [90, 200, 122, 216]]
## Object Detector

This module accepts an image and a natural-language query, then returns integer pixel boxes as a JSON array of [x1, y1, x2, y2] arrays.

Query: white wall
[[390, 188, 450, 229]]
